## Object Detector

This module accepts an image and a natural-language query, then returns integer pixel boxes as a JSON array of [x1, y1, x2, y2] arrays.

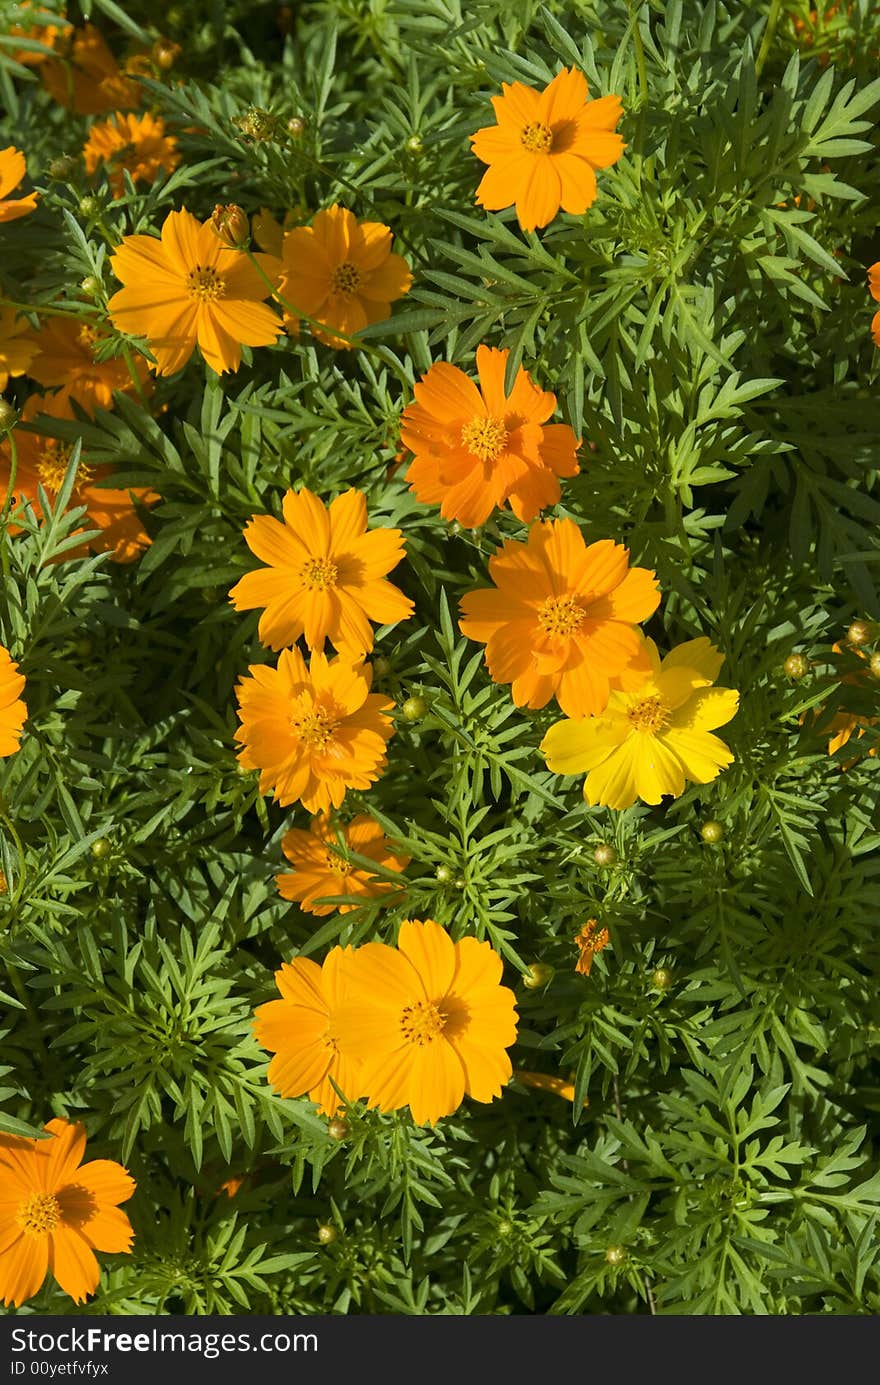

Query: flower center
[[36, 446, 90, 496], [520, 121, 554, 154], [330, 262, 362, 295], [18, 1192, 61, 1236], [300, 556, 338, 590], [324, 850, 352, 876], [186, 266, 226, 301], [293, 707, 337, 750], [626, 694, 669, 734], [460, 415, 507, 462], [400, 999, 447, 1045], [537, 594, 585, 638]]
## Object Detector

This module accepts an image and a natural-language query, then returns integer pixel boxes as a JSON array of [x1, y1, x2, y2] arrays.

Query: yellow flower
[[41, 23, 140, 114], [229, 487, 413, 655], [107, 208, 283, 377], [0, 309, 38, 391], [277, 812, 409, 915], [0, 146, 38, 222], [277, 204, 412, 348], [0, 645, 27, 756], [541, 637, 739, 810], [82, 111, 180, 197], [234, 649, 395, 813], [334, 919, 518, 1126]]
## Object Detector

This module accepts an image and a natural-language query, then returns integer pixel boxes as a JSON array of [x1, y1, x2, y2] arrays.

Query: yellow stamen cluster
[[461, 415, 507, 462], [626, 694, 669, 734], [400, 999, 447, 1045], [186, 266, 226, 301], [293, 707, 337, 750], [520, 121, 554, 153], [300, 556, 339, 590], [330, 262, 362, 295], [18, 1192, 61, 1236], [537, 594, 585, 638]]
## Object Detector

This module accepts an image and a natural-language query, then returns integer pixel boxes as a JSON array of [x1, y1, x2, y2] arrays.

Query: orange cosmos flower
[[471, 67, 624, 233], [2, 5, 72, 66], [869, 263, 880, 348], [817, 639, 878, 765], [0, 1118, 135, 1308], [41, 24, 140, 114], [573, 919, 610, 976], [334, 919, 518, 1126], [253, 947, 362, 1116], [82, 111, 180, 197], [108, 208, 283, 377], [400, 346, 580, 527], [0, 309, 38, 391], [277, 204, 412, 348], [277, 812, 409, 915], [0, 645, 27, 757], [459, 519, 660, 719], [2, 393, 158, 563], [229, 487, 413, 655], [234, 649, 395, 813], [0, 146, 38, 222], [25, 317, 152, 415]]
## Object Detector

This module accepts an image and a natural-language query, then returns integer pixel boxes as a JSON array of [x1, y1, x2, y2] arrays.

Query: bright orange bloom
[[2, 6, 72, 66], [471, 67, 624, 233], [0, 645, 27, 757], [573, 919, 610, 976], [41, 24, 140, 114], [25, 318, 152, 415], [334, 919, 518, 1126], [253, 947, 362, 1116], [0, 146, 38, 222], [513, 1070, 589, 1106], [0, 309, 38, 391], [108, 209, 283, 377], [818, 640, 878, 764], [0, 1118, 135, 1307], [83, 111, 180, 197], [229, 487, 413, 655], [400, 346, 580, 527], [277, 205, 412, 348], [234, 649, 395, 813], [277, 812, 409, 915], [869, 263, 880, 348], [2, 393, 158, 563], [459, 519, 660, 718]]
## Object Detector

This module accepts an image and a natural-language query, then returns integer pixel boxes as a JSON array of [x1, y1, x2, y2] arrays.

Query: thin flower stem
[[630, 3, 649, 108], [0, 298, 85, 320], [756, 0, 783, 77]]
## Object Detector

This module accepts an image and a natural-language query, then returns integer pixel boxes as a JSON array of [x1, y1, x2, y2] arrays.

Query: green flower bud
[[593, 843, 617, 867]]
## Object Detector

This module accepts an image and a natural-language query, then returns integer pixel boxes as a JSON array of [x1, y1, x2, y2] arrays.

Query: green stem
[[756, 0, 783, 77]]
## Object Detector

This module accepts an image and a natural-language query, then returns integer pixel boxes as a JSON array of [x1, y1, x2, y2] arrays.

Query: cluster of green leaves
[[1, 0, 879, 1316]]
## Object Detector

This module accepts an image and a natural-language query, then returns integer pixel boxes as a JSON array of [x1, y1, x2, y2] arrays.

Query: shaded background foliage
[[1, 0, 879, 1314]]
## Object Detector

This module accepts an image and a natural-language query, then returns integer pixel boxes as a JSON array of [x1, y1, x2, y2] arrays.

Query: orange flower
[[229, 487, 413, 655], [2, 393, 158, 563], [400, 347, 580, 527], [277, 812, 409, 915], [277, 204, 412, 348], [253, 947, 362, 1116], [0, 309, 38, 391], [41, 24, 140, 114], [83, 111, 180, 197], [0, 1118, 135, 1308], [1, 5, 72, 66], [471, 67, 624, 232], [573, 919, 610, 976], [458, 519, 660, 718], [869, 262, 880, 348], [234, 649, 395, 813], [0, 645, 27, 756], [820, 640, 878, 764], [334, 919, 518, 1126], [25, 317, 152, 415], [108, 209, 283, 377], [0, 146, 38, 223]]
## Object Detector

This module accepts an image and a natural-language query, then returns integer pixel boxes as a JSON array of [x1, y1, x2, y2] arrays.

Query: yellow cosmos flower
[[277, 812, 410, 915], [234, 649, 395, 813], [541, 637, 739, 809], [0, 1119, 135, 1308], [0, 146, 38, 222], [25, 317, 152, 415], [253, 947, 361, 1116], [0, 309, 38, 391], [229, 487, 414, 656], [0, 645, 27, 757], [82, 111, 180, 197], [334, 919, 518, 1126], [107, 208, 283, 377], [277, 204, 413, 348]]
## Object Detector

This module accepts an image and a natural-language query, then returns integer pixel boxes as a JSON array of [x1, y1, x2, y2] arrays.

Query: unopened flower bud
[[650, 966, 672, 990], [401, 695, 427, 722], [605, 1244, 627, 1266], [435, 864, 452, 884], [0, 401, 18, 433], [317, 1224, 337, 1245], [847, 619, 872, 647], [700, 820, 724, 844], [90, 837, 112, 860], [287, 115, 307, 138], [151, 38, 181, 70], [784, 653, 810, 680], [80, 275, 102, 298], [211, 203, 249, 248], [522, 962, 554, 990], [78, 195, 100, 218], [327, 1119, 349, 1141], [406, 133, 423, 153], [871, 653, 880, 679], [47, 154, 78, 181], [235, 107, 278, 142], [593, 843, 617, 867]]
